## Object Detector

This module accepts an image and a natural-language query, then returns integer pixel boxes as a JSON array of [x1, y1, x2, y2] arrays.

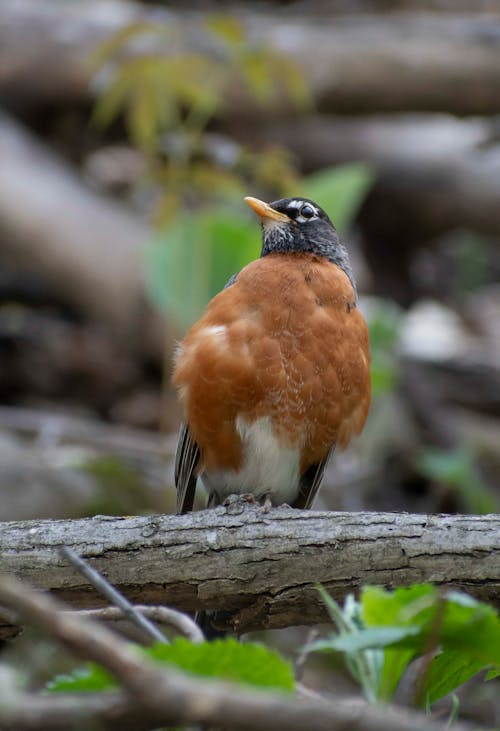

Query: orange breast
[[173, 253, 371, 474]]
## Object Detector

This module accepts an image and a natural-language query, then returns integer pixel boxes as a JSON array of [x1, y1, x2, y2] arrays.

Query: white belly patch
[[202, 416, 301, 506]]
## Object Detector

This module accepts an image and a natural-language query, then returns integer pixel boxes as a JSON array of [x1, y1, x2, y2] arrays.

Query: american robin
[[173, 196, 371, 515]]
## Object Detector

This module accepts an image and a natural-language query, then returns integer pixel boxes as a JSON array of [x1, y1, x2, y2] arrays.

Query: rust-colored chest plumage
[[173, 252, 371, 505]]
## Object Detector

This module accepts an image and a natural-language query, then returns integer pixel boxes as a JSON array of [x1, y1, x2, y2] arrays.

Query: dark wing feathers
[[174, 423, 200, 514], [175, 422, 334, 512], [292, 445, 335, 510]]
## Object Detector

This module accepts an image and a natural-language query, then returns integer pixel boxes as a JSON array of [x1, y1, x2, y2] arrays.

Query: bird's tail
[[195, 609, 233, 640]]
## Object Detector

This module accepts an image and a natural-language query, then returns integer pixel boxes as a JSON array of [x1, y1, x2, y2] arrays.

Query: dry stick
[[0, 573, 476, 731], [59, 546, 167, 644], [67, 605, 204, 643]]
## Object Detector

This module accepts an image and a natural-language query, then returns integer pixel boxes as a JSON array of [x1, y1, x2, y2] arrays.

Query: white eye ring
[[300, 203, 315, 219]]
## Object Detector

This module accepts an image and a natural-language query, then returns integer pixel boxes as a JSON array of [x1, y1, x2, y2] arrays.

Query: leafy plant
[[363, 299, 403, 397], [48, 637, 294, 694], [308, 584, 500, 709], [144, 207, 259, 330], [91, 15, 306, 218]]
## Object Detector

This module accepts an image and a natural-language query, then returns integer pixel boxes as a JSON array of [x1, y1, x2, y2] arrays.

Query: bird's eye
[[300, 203, 315, 219]]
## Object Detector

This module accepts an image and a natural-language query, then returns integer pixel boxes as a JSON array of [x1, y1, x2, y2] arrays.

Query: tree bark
[[3, 1, 500, 116], [1, 506, 499, 637]]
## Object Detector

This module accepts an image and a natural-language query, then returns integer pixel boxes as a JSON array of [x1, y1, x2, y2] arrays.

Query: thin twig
[[66, 605, 204, 643], [59, 546, 166, 644], [294, 627, 319, 681]]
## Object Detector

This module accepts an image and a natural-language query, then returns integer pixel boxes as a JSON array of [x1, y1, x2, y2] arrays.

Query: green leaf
[[439, 591, 500, 667], [48, 639, 294, 695], [370, 362, 398, 396], [146, 638, 294, 692], [91, 72, 134, 129], [361, 584, 437, 628], [313, 584, 500, 707], [422, 650, 487, 706], [302, 164, 374, 232], [90, 21, 161, 68], [361, 585, 500, 700], [47, 665, 115, 693], [485, 667, 500, 681], [363, 299, 402, 396], [316, 586, 359, 633], [362, 585, 500, 666], [361, 584, 428, 700], [309, 626, 420, 654], [205, 15, 245, 45], [144, 208, 259, 329]]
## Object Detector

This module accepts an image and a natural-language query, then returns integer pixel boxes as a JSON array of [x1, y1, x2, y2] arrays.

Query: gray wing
[[292, 445, 335, 510], [174, 423, 200, 514]]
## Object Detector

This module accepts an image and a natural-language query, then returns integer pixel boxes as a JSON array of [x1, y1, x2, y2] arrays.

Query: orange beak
[[244, 196, 290, 223]]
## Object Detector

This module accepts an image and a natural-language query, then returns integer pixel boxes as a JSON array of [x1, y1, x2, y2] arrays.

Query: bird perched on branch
[[173, 196, 371, 516]]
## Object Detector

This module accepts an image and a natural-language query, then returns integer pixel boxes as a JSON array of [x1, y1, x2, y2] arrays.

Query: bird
[[173, 195, 371, 517]]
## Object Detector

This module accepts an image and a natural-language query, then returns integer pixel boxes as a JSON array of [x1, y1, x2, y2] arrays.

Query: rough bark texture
[[1, 506, 499, 637], [3, 1, 500, 115]]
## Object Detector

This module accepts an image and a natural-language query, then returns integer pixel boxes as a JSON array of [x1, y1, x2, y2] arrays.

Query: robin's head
[[245, 196, 356, 293]]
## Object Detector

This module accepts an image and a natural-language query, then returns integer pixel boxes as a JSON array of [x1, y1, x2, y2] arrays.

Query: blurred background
[[1, 0, 499, 524], [1, 0, 500, 723]]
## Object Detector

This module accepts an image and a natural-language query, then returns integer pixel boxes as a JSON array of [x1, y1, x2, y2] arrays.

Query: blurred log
[[239, 114, 492, 171], [1, 507, 499, 638], [241, 113, 500, 303], [0, 406, 167, 458], [3, 1, 500, 116], [244, 114, 500, 243], [356, 149, 500, 303], [0, 111, 163, 355]]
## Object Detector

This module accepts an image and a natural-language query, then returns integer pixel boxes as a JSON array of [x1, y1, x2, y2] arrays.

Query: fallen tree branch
[[3, 1, 500, 115], [0, 573, 475, 731], [1, 506, 499, 637], [0, 111, 163, 356], [0, 405, 167, 459], [66, 605, 204, 643]]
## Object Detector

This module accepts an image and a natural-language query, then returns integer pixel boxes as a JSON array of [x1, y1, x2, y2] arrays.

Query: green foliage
[[363, 299, 402, 397], [308, 584, 500, 708], [47, 637, 294, 694], [91, 16, 306, 217], [147, 638, 294, 691], [144, 208, 258, 330], [47, 665, 114, 693], [417, 447, 500, 514], [422, 650, 486, 706]]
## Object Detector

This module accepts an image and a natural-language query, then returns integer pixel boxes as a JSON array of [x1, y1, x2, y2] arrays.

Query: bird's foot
[[222, 493, 256, 507], [240, 493, 259, 505], [222, 493, 259, 515], [261, 492, 273, 514]]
